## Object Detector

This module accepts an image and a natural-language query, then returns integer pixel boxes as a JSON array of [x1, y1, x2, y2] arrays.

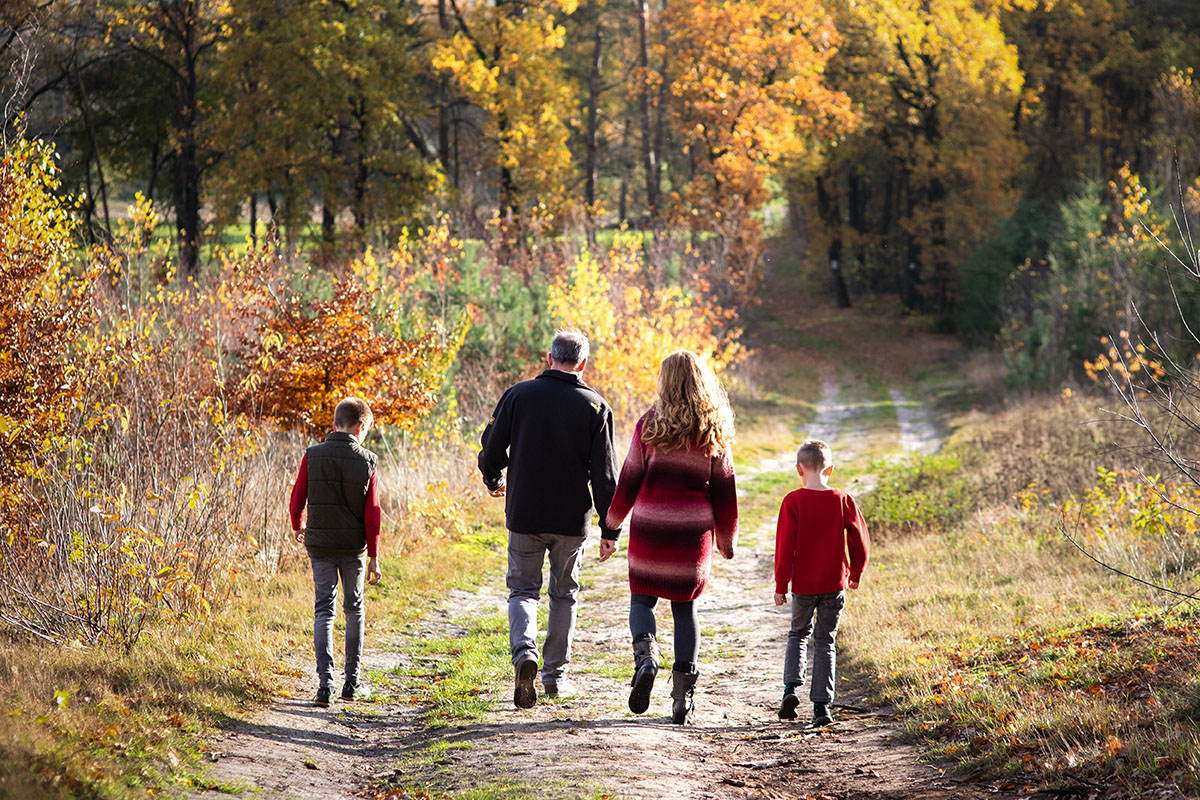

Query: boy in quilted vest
[[289, 397, 383, 707], [772, 440, 869, 726]]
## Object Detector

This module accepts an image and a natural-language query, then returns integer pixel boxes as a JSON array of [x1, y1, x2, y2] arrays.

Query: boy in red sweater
[[773, 440, 869, 726], [289, 397, 383, 708]]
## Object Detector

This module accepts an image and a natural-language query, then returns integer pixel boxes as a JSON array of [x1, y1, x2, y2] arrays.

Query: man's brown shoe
[[514, 657, 538, 709]]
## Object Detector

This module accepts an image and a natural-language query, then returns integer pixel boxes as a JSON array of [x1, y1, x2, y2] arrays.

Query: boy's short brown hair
[[796, 440, 832, 471], [334, 397, 373, 431]]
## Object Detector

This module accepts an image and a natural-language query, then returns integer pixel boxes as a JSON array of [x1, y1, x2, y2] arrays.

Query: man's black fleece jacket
[[478, 369, 622, 540]]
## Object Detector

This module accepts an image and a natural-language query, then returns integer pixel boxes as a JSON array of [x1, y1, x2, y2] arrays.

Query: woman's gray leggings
[[630, 592, 699, 672]]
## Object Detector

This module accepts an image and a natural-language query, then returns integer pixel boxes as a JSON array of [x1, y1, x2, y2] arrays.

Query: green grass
[[862, 450, 977, 541], [393, 613, 510, 726]]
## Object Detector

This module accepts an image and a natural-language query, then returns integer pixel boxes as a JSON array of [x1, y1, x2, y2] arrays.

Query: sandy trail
[[185, 375, 998, 800]]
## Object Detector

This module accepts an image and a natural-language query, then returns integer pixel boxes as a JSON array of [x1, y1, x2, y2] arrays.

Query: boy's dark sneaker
[[513, 656, 538, 709], [812, 702, 833, 727], [341, 682, 371, 702], [313, 687, 332, 708], [778, 689, 800, 720]]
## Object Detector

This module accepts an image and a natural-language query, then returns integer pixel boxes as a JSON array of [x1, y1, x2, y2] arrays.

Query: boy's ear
[[823, 464, 835, 477]]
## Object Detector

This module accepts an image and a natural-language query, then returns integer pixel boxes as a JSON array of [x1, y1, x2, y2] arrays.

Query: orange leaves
[[659, 0, 851, 305], [225, 239, 453, 439], [0, 135, 99, 495]]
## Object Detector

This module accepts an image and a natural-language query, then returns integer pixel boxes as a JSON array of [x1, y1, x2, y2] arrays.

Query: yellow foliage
[[432, 0, 576, 226], [547, 238, 742, 425]]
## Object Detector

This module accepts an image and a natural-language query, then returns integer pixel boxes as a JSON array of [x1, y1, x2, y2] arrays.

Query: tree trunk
[[653, 10, 669, 208], [249, 192, 257, 246], [173, 4, 202, 276], [81, 147, 96, 245], [584, 10, 604, 245], [636, 0, 658, 224], [436, 0, 455, 184], [816, 176, 850, 308], [73, 70, 111, 236], [322, 197, 336, 245], [351, 96, 369, 242], [147, 141, 160, 204], [174, 124, 201, 276]]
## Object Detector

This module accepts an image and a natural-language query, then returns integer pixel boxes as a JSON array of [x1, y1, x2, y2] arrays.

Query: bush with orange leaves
[[0, 136, 100, 495], [224, 240, 456, 440]]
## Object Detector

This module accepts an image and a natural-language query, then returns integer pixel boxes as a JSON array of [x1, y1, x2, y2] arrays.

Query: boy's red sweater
[[773, 487, 869, 595], [288, 454, 382, 557]]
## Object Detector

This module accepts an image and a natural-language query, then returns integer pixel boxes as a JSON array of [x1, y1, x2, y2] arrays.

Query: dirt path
[[185, 368, 1003, 800]]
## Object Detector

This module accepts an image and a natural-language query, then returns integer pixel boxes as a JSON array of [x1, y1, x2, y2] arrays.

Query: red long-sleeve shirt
[[773, 487, 868, 595], [289, 454, 381, 557]]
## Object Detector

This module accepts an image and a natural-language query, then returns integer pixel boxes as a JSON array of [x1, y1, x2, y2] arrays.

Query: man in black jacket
[[479, 329, 620, 708]]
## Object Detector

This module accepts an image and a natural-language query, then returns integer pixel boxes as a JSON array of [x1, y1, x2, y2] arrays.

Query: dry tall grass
[[845, 393, 1200, 796]]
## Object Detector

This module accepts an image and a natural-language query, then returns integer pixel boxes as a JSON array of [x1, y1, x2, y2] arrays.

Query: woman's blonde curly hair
[[641, 351, 734, 457]]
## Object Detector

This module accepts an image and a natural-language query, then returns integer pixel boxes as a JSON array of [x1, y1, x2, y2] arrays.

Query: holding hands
[[597, 539, 618, 562]]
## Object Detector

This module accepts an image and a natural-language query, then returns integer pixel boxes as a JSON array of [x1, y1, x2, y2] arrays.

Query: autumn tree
[[659, 0, 853, 305], [432, 0, 578, 248], [0, 135, 97, 495], [209, 0, 439, 252], [803, 0, 1025, 326], [547, 240, 741, 425], [100, 0, 231, 275]]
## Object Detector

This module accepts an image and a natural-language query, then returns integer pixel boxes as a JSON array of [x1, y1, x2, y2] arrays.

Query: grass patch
[[394, 612, 510, 726], [863, 450, 978, 541]]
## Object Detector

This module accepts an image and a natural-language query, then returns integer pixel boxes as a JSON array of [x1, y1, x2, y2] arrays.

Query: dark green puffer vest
[[304, 431, 377, 553]]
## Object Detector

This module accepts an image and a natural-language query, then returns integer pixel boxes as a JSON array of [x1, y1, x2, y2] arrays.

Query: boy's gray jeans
[[311, 553, 366, 690], [783, 591, 846, 703], [506, 531, 584, 685]]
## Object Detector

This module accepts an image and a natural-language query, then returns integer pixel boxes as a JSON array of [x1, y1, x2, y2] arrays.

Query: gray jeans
[[311, 553, 366, 690], [506, 531, 584, 684], [783, 591, 846, 703]]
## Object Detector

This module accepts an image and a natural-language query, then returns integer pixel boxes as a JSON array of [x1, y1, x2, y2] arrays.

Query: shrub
[[226, 238, 457, 439], [547, 235, 743, 426], [864, 452, 976, 541]]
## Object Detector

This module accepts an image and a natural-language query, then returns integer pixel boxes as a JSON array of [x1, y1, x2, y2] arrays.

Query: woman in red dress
[[605, 351, 738, 724]]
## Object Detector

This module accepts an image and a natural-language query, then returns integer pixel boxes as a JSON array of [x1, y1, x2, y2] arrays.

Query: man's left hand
[[488, 485, 506, 498], [597, 539, 618, 562]]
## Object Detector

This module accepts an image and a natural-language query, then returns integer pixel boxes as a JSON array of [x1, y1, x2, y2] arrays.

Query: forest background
[[6, 0, 1200, 797]]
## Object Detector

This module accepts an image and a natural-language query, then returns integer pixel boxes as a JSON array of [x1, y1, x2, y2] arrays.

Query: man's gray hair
[[550, 328, 590, 366]]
